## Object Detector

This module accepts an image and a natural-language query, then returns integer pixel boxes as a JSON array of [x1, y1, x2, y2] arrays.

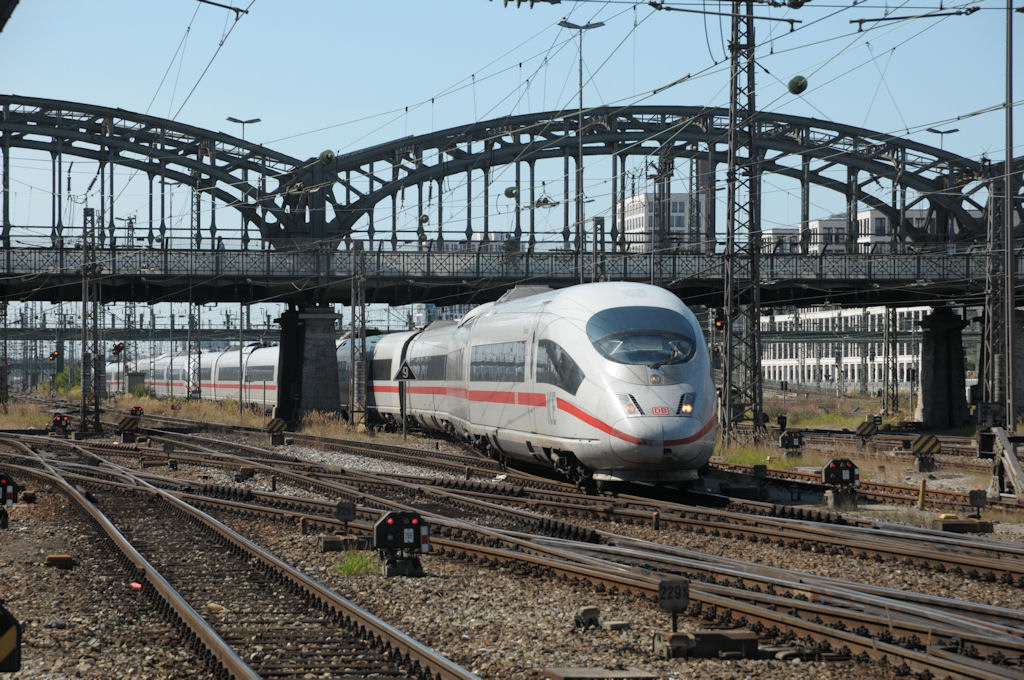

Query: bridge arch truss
[[2, 95, 1021, 256]]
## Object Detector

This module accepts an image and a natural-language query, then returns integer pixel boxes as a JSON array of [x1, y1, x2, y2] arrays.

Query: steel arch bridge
[[3, 94, 1020, 256]]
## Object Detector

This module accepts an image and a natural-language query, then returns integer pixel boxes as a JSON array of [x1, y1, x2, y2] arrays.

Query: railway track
[[8, 437, 1022, 679], [5, 447, 478, 680], [710, 459, 1018, 511], [8, 421, 1022, 584]]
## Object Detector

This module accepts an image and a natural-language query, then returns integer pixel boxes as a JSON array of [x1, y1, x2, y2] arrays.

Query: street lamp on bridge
[[227, 116, 261, 140], [925, 127, 959, 150], [558, 18, 604, 285]]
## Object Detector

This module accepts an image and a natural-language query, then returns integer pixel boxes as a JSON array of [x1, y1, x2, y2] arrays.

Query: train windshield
[[586, 306, 696, 366]]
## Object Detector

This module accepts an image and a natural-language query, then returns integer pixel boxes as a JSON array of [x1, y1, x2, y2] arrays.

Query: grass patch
[[714, 442, 809, 470], [332, 550, 380, 577], [0, 401, 51, 429]]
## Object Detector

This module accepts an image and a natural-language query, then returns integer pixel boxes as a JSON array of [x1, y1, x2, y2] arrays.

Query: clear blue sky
[[0, 1, 1020, 332], [2, 1, 1017, 163]]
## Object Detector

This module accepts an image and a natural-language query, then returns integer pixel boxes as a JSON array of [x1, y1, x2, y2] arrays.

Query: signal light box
[[373, 511, 427, 551], [373, 511, 429, 577]]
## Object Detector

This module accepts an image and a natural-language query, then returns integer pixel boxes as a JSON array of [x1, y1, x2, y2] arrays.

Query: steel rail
[[5, 464, 261, 680], [18, 433, 1023, 582]]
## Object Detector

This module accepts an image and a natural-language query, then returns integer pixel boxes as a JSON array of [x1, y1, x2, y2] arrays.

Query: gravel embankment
[[1, 488, 209, 679]]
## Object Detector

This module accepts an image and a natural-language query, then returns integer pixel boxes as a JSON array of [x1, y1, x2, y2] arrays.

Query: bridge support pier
[[273, 305, 340, 423], [914, 307, 969, 428]]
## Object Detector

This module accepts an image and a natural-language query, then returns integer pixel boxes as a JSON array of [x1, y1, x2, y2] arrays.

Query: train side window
[[200, 367, 212, 381], [371, 359, 392, 380], [217, 366, 239, 381], [446, 348, 464, 381], [470, 341, 525, 382], [536, 339, 584, 395], [408, 354, 446, 380], [246, 365, 274, 382]]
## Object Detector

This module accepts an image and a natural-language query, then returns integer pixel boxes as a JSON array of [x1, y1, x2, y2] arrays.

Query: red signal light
[[386, 517, 394, 525], [411, 518, 418, 525]]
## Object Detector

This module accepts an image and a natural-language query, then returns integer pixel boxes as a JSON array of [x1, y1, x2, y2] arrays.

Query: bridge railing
[[1, 247, 1006, 288]]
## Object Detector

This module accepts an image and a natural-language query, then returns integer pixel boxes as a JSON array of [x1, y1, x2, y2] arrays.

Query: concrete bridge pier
[[914, 307, 969, 429], [273, 304, 340, 423]]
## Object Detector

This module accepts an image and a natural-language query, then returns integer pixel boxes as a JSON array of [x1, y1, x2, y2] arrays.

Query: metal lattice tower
[[186, 305, 201, 400], [349, 248, 367, 426], [0, 300, 7, 410], [982, 172, 1009, 425], [883, 306, 899, 415], [721, 0, 765, 445]]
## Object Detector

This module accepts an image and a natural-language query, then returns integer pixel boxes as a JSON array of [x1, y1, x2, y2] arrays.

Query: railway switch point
[[652, 631, 693, 659], [373, 511, 428, 577], [652, 630, 759, 659], [573, 606, 600, 628], [689, 630, 758, 659]]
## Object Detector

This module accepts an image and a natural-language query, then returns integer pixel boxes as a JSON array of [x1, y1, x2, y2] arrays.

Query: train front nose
[[607, 413, 716, 472]]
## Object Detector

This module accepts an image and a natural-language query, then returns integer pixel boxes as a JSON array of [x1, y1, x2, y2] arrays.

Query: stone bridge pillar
[[273, 305, 340, 423], [914, 307, 968, 429]]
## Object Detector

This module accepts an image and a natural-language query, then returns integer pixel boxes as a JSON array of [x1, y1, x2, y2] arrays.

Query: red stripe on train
[[663, 416, 717, 446], [468, 390, 517, 404], [555, 398, 649, 445]]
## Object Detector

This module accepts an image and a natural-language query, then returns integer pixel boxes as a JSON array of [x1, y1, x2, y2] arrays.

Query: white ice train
[[110, 344, 280, 406], [340, 282, 717, 486], [115, 282, 717, 485]]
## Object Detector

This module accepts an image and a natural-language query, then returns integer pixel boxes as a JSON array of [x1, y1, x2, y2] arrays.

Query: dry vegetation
[[0, 400, 52, 429]]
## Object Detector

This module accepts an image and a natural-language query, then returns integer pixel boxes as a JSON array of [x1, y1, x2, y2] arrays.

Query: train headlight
[[677, 393, 695, 415], [649, 373, 662, 385], [616, 393, 643, 417]]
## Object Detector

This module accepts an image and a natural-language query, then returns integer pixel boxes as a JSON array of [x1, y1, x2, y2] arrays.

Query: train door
[[524, 315, 550, 461]]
